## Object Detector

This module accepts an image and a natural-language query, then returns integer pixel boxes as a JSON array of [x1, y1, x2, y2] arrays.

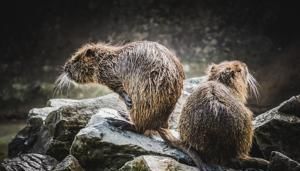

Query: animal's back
[[179, 81, 253, 164], [117, 41, 184, 132]]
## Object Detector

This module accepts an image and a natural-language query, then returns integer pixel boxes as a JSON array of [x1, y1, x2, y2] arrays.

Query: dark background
[[0, 0, 300, 120]]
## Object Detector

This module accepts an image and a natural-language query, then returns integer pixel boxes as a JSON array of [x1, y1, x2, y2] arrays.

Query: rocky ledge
[[1, 77, 300, 171]]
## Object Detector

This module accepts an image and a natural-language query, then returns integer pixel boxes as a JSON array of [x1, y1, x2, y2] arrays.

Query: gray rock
[[0, 153, 58, 171], [269, 151, 300, 171], [44, 106, 93, 160], [254, 95, 300, 161], [8, 77, 205, 160], [53, 155, 84, 171], [183, 77, 207, 94], [6, 77, 205, 170], [8, 116, 44, 157], [119, 155, 199, 171], [8, 93, 128, 160], [70, 108, 194, 170], [278, 95, 300, 117], [118, 155, 236, 171], [47, 93, 127, 112]]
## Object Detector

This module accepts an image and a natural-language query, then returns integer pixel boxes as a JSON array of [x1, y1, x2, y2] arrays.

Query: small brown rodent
[[179, 60, 269, 170], [56, 41, 185, 142]]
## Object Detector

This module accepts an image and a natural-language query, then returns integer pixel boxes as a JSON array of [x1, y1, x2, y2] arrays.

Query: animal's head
[[63, 44, 100, 84], [54, 43, 104, 95], [207, 60, 259, 102]]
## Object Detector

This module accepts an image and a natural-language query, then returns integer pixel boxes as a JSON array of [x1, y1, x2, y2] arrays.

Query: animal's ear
[[85, 48, 95, 57], [207, 63, 217, 73]]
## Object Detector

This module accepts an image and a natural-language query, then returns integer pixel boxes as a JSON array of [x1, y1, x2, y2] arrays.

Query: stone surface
[[9, 77, 300, 171], [8, 117, 44, 157], [0, 153, 58, 171], [254, 95, 300, 161], [119, 155, 199, 171], [70, 108, 194, 170], [269, 151, 300, 171], [278, 95, 300, 117], [8, 93, 127, 160], [44, 106, 93, 160], [53, 155, 84, 171], [7, 77, 204, 161], [118, 155, 239, 171]]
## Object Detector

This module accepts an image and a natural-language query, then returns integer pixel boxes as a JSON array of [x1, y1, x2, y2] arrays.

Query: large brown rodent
[[179, 60, 269, 170], [56, 41, 185, 143]]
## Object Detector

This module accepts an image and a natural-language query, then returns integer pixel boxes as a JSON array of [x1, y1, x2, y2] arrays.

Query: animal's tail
[[230, 155, 269, 170], [158, 128, 208, 171]]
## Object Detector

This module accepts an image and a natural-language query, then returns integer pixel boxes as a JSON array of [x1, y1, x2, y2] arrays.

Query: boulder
[[44, 106, 93, 160], [70, 108, 194, 170], [8, 77, 204, 161], [7, 77, 280, 170], [269, 151, 300, 171], [118, 155, 237, 171], [53, 155, 84, 171], [254, 95, 300, 161], [8, 93, 127, 160], [0, 153, 58, 171], [119, 155, 199, 171]]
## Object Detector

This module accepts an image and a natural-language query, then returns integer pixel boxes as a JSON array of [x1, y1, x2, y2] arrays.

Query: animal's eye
[[73, 57, 80, 63], [85, 49, 95, 57]]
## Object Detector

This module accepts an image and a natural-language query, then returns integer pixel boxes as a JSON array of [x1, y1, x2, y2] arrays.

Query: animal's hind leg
[[158, 128, 209, 171], [118, 91, 132, 110]]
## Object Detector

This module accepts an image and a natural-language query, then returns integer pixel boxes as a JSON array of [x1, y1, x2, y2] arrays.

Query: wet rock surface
[[0, 153, 58, 171], [8, 93, 127, 161], [254, 95, 300, 162], [269, 151, 300, 171], [2, 78, 300, 170], [70, 108, 193, 170], [53, 155, 84, 171], [118, 155, 237, 171], [119, 155, 199, 171]]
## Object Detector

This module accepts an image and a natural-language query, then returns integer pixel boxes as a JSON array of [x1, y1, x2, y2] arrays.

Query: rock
[[9, 106, 94, 161], [6, 77, 206, 170], [269, 151, 300, 171], [0, 153, 58, 171], [53, 155, 84, 171], [47, 93, 127, 112], [183, 77, 207, 95], [119, 155, 199, 171], [278, 95, 300, 117], [8, 93, 127, 160], [8, 77, 205, 161], [118, 155, 238, 171], [118, 155, 236, 171], [44, 106, 93, 160], [70, 108, 194, 170], [254, 95, 300, 161], [8, 116, 44, 157]]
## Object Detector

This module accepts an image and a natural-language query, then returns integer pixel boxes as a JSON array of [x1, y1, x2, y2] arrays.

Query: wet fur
[[57, 41, 184, 133], [179, 61, 269, 169]]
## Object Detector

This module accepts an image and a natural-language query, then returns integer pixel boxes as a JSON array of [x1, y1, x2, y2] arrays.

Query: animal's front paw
[[106, 118, 136, 132], [123, 94, 132, 109]]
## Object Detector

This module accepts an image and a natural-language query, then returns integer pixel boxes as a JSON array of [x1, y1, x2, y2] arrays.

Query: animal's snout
[[64, 63, 71, 72]]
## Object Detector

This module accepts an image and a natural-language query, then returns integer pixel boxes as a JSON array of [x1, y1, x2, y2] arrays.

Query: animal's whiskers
[[247, 73, 260, 100], [53, 73, 72, 97]]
